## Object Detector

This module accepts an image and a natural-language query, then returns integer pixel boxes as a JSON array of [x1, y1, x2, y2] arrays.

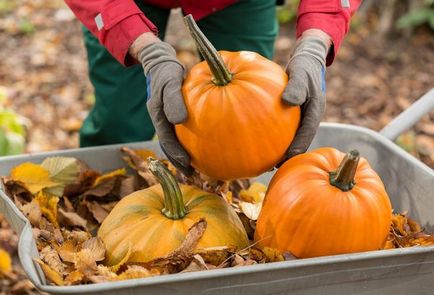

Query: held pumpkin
[[174, 15, 301, 180], [254, 147, 392, 258], [98, 159, 249, 265]]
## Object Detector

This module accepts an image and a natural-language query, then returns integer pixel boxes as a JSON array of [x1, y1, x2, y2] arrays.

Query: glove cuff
[[138, 41, 184, 75], [289, 37, 328, 67]]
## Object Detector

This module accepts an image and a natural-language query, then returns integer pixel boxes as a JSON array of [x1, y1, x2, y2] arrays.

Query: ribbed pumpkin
[[98, 159, 249, 265], [175, 15, 300, 180], [255, 147, 392, 258]]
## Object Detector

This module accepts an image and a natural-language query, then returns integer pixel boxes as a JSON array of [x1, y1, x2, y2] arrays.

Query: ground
[[0, 1, 433, 293]]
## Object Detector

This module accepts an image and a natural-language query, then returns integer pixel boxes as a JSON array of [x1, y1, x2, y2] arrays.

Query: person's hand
[[130, 34, 193, 176], [281, 30, 331, 162]]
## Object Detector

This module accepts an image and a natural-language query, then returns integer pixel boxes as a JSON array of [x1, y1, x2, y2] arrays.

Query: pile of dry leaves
[[1, 147, 434, 289]]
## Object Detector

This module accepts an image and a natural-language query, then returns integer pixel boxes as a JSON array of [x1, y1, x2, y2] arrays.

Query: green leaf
[[41, 157, 80, 184]]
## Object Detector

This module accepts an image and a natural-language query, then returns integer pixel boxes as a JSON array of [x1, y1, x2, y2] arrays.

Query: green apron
[[80, 0, 278, 147]]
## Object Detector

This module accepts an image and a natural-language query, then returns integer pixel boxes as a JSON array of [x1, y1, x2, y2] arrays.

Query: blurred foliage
[[276, 0, 299, 24], [0, 0, 16, 15], [397, 0, 434, 30], [0, 88, 26, 156]]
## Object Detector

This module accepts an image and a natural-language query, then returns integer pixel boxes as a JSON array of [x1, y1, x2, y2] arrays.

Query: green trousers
[[80, 0, 278, 147]]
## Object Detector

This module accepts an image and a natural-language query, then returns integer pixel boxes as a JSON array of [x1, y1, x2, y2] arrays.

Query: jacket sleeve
[[64, 0, 158, 66], [296, 0, 362, 66]]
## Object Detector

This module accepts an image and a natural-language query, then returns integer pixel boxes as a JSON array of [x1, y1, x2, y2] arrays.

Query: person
[[64, 0, 361, 176]]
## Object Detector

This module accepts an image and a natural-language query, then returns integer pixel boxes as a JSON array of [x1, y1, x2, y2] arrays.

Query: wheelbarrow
[[0, 88, 433, 295]]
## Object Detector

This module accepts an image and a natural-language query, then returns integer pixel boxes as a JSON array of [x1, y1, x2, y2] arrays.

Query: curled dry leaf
[[181, 254, 209, 273], [56, 239, 79, 264], [93, 169, 126, 187], [85, 201, 114, 224], [58, 208, 87, 229], [40, 246, 65, 275], [82, 237, 105, 262], [140, 219, 207, 274], [74, 248, 98, 278], [20, 199, 42, 227], [194, 246, 237, 266], [116, 265, 154, 281], [121, 147, 157, 186], [64, 270, 84, 285]]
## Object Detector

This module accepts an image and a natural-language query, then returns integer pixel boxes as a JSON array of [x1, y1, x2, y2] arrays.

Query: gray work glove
[[138, 42, 193, 176], [281, 36, 328, 162]]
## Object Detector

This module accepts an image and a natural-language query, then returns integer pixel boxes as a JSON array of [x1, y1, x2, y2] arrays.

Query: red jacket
[[65, 0, 361, 66]]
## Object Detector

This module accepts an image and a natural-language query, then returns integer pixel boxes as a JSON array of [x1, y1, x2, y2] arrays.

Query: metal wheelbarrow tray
[[1, 89, 433, 295]]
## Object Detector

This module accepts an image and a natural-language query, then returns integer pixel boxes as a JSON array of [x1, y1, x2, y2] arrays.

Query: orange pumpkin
[[98, 158, 248, 265], [175, 15, 300, 180], [255, 147, 392, 258]]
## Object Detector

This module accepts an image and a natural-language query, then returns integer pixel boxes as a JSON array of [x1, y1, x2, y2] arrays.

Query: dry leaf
[[35, 191, 59, 227], [74, 248, 98, 277], [86, 201, 111, 224], [64, 170, 100, 198], [93, 168, 126, 187], [239, 201, 262, 221], [57, 239, 79, 264], [83, 177, 118, 198], [142, 219, 207, 274], [64, 270, 84, 285], [82, 237, 105, 262], [40, 246, 65, 275], [20, 199, 42, 226], [116, 265, 154, 281], [58, 208, 87, 229], [35, 259, 64, 286], [181, 254, 209, 273], [239, 182, 267, 203], [41, 157, 80, 196], [121, 147, 157, 186], [194, 246, 236, 266], [0, 248, 12, 274], [10, 279, 35, 293], [262, 247, 284, 262], [10, 163, 58, 194], [65, 231, 91, 245]]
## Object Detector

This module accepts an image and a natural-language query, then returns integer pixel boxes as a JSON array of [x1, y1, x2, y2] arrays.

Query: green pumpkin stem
[[184, 14, 232, 86], [329, 149, 360, 192], [148, 158, 187, 219]]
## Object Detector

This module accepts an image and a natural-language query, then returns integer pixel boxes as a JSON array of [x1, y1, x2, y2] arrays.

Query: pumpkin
[[98, 158, 249, 265], [254, 147, 392, 258], [174, 15, 301, 180]]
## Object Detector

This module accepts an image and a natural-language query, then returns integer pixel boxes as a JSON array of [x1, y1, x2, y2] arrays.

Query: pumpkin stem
[[329, 149, 360, 192], [148, 158, 187, 219], [184, 14, 233, 86]]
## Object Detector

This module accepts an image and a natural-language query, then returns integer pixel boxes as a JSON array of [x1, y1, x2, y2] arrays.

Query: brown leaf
[[142, 219, 207, 273], [4, 179, 33, 205], [261, 247, 285, 262], [93, 169, 126, 187], [86, 201, 111, 224], [10, 279, 35, 293], [64, 270, 84, 285], [181, 254, 209, 273], [65, 230, 91, 245], [119, 175, 138, 198], [83, 177, 118, 198], [74, 248, 98, 277], [194, 246, 236, 266], [82, 237, 105, 262], [57, 239, 79, 264], [20, 199, 42, 227], [116, 265, 154, 281], [40, 246, 65, 275], [35, 259, 64, 286], [64, 170, 100, 198], [58, 208, 87, 229], [121, 147, 157, 186]]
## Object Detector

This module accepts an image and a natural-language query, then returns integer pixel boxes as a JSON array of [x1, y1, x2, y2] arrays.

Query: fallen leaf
[[64, 270, 84, 285], [74, 248, 98, 277], [35, 259, 64, 286], [41, 157, 80, 196], [262, 247, 284, 262], [121, 147, 157, 186], [10, 279, 35, 293], [0, 248, 12, 274], [119, 175, 137, 198], [64, 170, 100, 198], [66, 230, 91, 245], [10, 162, 58, 194], [93, 168, 126, 187], [117, 265, 154, 280], [35, 191, 59, 227], [141, 219, 207, 273], [239, 182, 267, 203], [82, 237, 105, 262], [181, 254, 209, 273], [20, 199, 42, 226], [86, 201, 112, 224], [58, 208, 87, 229], [194, 246, 236, 266], [40, 245, 65, 275], [239, 201, 262, 221], [56, 239, 79, 264], [83, 177, 118, 198]]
